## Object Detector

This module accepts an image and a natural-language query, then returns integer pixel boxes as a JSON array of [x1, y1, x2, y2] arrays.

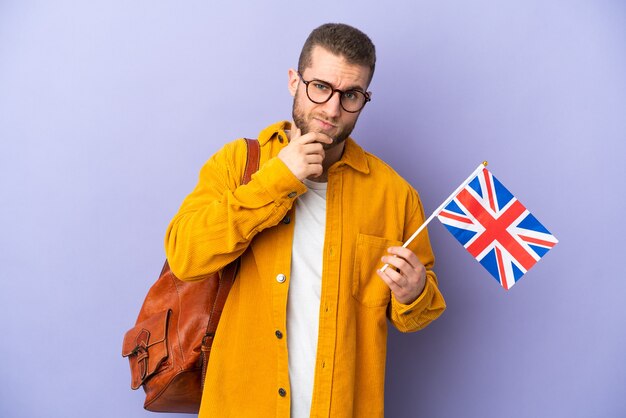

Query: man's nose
[[321, 91, 343, 118]]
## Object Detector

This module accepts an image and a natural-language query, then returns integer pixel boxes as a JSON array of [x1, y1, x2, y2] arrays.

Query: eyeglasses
[[297, 72, 371, 113]]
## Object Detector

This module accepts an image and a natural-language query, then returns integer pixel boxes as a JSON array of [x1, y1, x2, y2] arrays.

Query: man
[[165, 23, 446, 418]]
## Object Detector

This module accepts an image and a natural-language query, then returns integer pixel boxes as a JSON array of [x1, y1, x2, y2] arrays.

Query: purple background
[[1, 1, 625, 417]]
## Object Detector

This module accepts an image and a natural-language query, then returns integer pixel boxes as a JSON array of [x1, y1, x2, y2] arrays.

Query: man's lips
[[313, 118, 337, 130]]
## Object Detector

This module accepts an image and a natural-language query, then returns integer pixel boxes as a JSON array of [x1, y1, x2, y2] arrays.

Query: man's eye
[[314, 83, 330, 91], [343, 91, 359, 101]]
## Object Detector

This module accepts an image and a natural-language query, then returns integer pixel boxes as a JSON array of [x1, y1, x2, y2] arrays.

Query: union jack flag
[[437, 168, 558, 290]]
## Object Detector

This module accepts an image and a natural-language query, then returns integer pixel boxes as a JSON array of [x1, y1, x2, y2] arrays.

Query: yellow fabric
[[165, 121, 446, 418]]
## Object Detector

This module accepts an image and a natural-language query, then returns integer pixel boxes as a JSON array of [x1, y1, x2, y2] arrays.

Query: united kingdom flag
[[437, 167, 558, 290]]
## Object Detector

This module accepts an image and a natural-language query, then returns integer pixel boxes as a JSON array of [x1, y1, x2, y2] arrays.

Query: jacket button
[[288, 191, 297, 198], [278, 134, 284, 143], [278, 388, 287, 397], [276, 274, 286, 283], [275, 330, 283, 339], [282, 215, 291, 224]]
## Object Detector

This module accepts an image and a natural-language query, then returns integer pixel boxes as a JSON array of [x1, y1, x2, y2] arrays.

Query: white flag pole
[[380, 161, 488, 272]]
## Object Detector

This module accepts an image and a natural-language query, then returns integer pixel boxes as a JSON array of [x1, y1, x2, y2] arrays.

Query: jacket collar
[[259, 121, 370, 175]]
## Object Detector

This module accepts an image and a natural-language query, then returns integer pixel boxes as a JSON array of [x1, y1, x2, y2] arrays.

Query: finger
[[296, 131, 334, 145], [290, 124, 301, 142], [376, 267, 404, 292], [381, 254, 411, 276], [310, 131, 334, 144], [307, 164, 324, 178], [301, 142, 325, 156], [305, 153, 324, 164], [387, 246, 422, 270]]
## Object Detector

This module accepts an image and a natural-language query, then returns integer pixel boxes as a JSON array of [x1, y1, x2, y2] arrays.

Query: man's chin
[[293, 120, 349, 146], [300, 126, 337, 145]]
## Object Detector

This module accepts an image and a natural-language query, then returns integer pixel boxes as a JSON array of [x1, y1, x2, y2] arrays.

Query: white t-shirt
[[287, 178, 327, 418]]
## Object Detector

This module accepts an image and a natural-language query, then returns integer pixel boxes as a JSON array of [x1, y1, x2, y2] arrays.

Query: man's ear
[[288, 68, 299, 97]]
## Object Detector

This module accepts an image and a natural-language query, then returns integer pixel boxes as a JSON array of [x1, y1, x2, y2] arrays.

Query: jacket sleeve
[[387, 187, 446, 332], [165, 139, 307, 281], [388, 273, 446, 332]]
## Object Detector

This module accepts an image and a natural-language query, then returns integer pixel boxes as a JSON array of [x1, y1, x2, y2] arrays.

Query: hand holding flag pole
[[380, 161, 488, 272], [381, 161, 558, 290]]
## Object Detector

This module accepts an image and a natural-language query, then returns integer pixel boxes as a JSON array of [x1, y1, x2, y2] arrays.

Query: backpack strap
[[242, 138, 260, 184]]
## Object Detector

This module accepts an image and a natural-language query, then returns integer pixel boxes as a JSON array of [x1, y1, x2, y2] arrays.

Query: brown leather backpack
[[122, 138, 260, 413]]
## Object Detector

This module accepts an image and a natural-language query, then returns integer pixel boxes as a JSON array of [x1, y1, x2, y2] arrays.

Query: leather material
[[122, 309, 170, 390], [122, 138, 260, 413]]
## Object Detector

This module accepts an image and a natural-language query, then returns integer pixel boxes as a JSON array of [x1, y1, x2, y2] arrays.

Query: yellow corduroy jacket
[[165, 121, 446, 418]]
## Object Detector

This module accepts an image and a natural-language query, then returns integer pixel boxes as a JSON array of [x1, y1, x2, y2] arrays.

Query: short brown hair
[[298, 23, 376, 85]]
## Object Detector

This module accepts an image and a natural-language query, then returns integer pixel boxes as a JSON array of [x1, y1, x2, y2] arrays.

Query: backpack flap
[[122, 309, 171, 390]]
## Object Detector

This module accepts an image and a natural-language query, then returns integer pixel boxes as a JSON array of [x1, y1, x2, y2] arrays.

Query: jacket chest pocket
[[352, 233, 403, 307]]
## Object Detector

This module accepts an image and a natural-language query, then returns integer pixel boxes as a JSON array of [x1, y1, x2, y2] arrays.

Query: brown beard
[[291, 90, 357, 150]]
